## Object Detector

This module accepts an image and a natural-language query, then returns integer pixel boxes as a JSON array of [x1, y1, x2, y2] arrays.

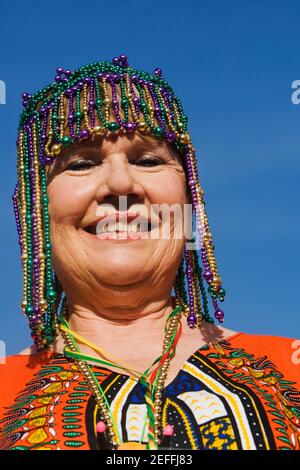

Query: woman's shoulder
[[0, 347, 55, 420], [230, 330, 299, 354], [224, 330, 300, 388]]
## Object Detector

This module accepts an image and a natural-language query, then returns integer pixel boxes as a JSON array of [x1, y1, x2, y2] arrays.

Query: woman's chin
[[90, 266, 147, 286]]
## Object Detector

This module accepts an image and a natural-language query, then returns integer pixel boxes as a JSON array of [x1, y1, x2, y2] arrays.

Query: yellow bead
[[137, 121, 147, 132], [52, 143, 62, 156], [39, 299, 48, 308]]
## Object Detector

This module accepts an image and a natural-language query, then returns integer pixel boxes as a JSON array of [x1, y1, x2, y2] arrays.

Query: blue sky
[[0, 0, 299, 355]]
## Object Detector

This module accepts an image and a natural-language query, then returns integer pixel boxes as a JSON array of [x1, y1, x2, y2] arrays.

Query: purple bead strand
[[184, 248, 196, 328], [184, 146, 224, 323], [67, 89, 75, 139], [110, 78, 127, 128], [129, 75, 140, 117], [89, 78, 95, 129], [28, 125, 41, 322], [12, 184, 23, 253], [146, 84, 166, 130], [39, 107, 49, 165]]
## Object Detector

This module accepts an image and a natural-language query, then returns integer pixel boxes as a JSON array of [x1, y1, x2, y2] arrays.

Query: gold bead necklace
[[59, 301, 183, 450]]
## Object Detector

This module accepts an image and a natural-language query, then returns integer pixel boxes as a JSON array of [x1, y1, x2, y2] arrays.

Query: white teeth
[[96, 221, 149, 233]]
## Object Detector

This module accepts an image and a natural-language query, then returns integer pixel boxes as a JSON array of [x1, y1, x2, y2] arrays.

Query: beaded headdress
[[13, 53, 226, 350]]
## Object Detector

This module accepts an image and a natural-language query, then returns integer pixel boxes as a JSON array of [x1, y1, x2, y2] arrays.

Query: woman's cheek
[[48, 177, 92, 221]]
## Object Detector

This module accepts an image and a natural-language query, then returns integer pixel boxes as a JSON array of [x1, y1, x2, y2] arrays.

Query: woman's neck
[[50, 295, 178, 359]]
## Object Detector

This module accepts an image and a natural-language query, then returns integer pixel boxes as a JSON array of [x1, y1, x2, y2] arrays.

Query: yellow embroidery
[[27, 428, 48, 444]]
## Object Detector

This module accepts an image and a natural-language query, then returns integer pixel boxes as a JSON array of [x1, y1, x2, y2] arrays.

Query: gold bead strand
[[18, 131, 29, 315], [190, 251, 204, 327], [143, 86, 155, 128], [171, 99, 184, 142], [172, 100, 187, 144], [60, 301, 120, 448], [101, 78, 111, 125], [124, 73, 138, 122], [156, 88, 177, 134], [44, 108, 55, 157], [187, 144, 222, 292], [32, 122, 48, 320], [152, 309, 182, 446], [58, 92, 65, 139], [82, 83, 93, 133]]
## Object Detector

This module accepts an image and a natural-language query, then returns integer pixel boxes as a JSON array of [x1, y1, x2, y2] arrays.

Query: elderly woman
[[0, 54, 299, 451]]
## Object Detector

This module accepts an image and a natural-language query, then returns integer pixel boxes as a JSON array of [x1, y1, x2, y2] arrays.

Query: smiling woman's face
[[46, 131, 189, 296]]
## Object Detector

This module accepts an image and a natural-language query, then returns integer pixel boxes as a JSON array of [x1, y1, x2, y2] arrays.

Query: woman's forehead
[[68, 130, 170, 153], [51, 131, 178, 163]]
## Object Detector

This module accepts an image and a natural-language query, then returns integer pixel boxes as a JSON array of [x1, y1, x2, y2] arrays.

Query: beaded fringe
[[13, 56, 225, 350]]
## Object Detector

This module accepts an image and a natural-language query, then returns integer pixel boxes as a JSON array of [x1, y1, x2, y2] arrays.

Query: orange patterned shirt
[[0, 332, 300, 450]]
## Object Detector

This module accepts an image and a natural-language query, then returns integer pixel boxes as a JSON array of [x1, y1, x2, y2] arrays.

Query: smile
[[82, 213, 159, 241]]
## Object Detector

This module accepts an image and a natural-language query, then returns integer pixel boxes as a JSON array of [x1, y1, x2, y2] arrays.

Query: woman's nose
[[103, 155, 145, 198]]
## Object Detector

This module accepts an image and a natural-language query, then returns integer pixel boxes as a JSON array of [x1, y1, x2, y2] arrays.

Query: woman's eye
[[67, 159, 96, 171], [66, 155, 162, 171], [134, 156, 162, 167]]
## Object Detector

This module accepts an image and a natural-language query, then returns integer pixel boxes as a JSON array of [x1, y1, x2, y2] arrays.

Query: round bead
[[203, 269, 213, 281], [212, 276, 222, 285], [126, 122, 137, 132], [154, 67, 162, 77], [80, 129, 89, 139], [214, 309, 224, 323], [137, 121, 147, 132], [107, 121, 120, 132], [62, 136, 71, 146], [179, 133, 187, 143], [51, 143, 62, 156], [166, 131, 176, 143], [153, 126, 164, 137], [25, 306, 34, 315], [47, 288, 56, 298], [163, 424, 174, 436], [96, 421, 106, 433]]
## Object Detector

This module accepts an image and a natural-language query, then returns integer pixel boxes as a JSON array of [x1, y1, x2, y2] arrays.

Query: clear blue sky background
[[0, 0, 299, 355]]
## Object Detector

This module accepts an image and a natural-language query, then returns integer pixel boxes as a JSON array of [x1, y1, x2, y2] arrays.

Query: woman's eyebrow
[[50, 137, 173, 172], [68, 139, 165, 156]]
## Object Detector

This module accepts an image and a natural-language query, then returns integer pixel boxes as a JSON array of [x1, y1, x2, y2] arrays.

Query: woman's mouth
[[83, 220, 156, 240]]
